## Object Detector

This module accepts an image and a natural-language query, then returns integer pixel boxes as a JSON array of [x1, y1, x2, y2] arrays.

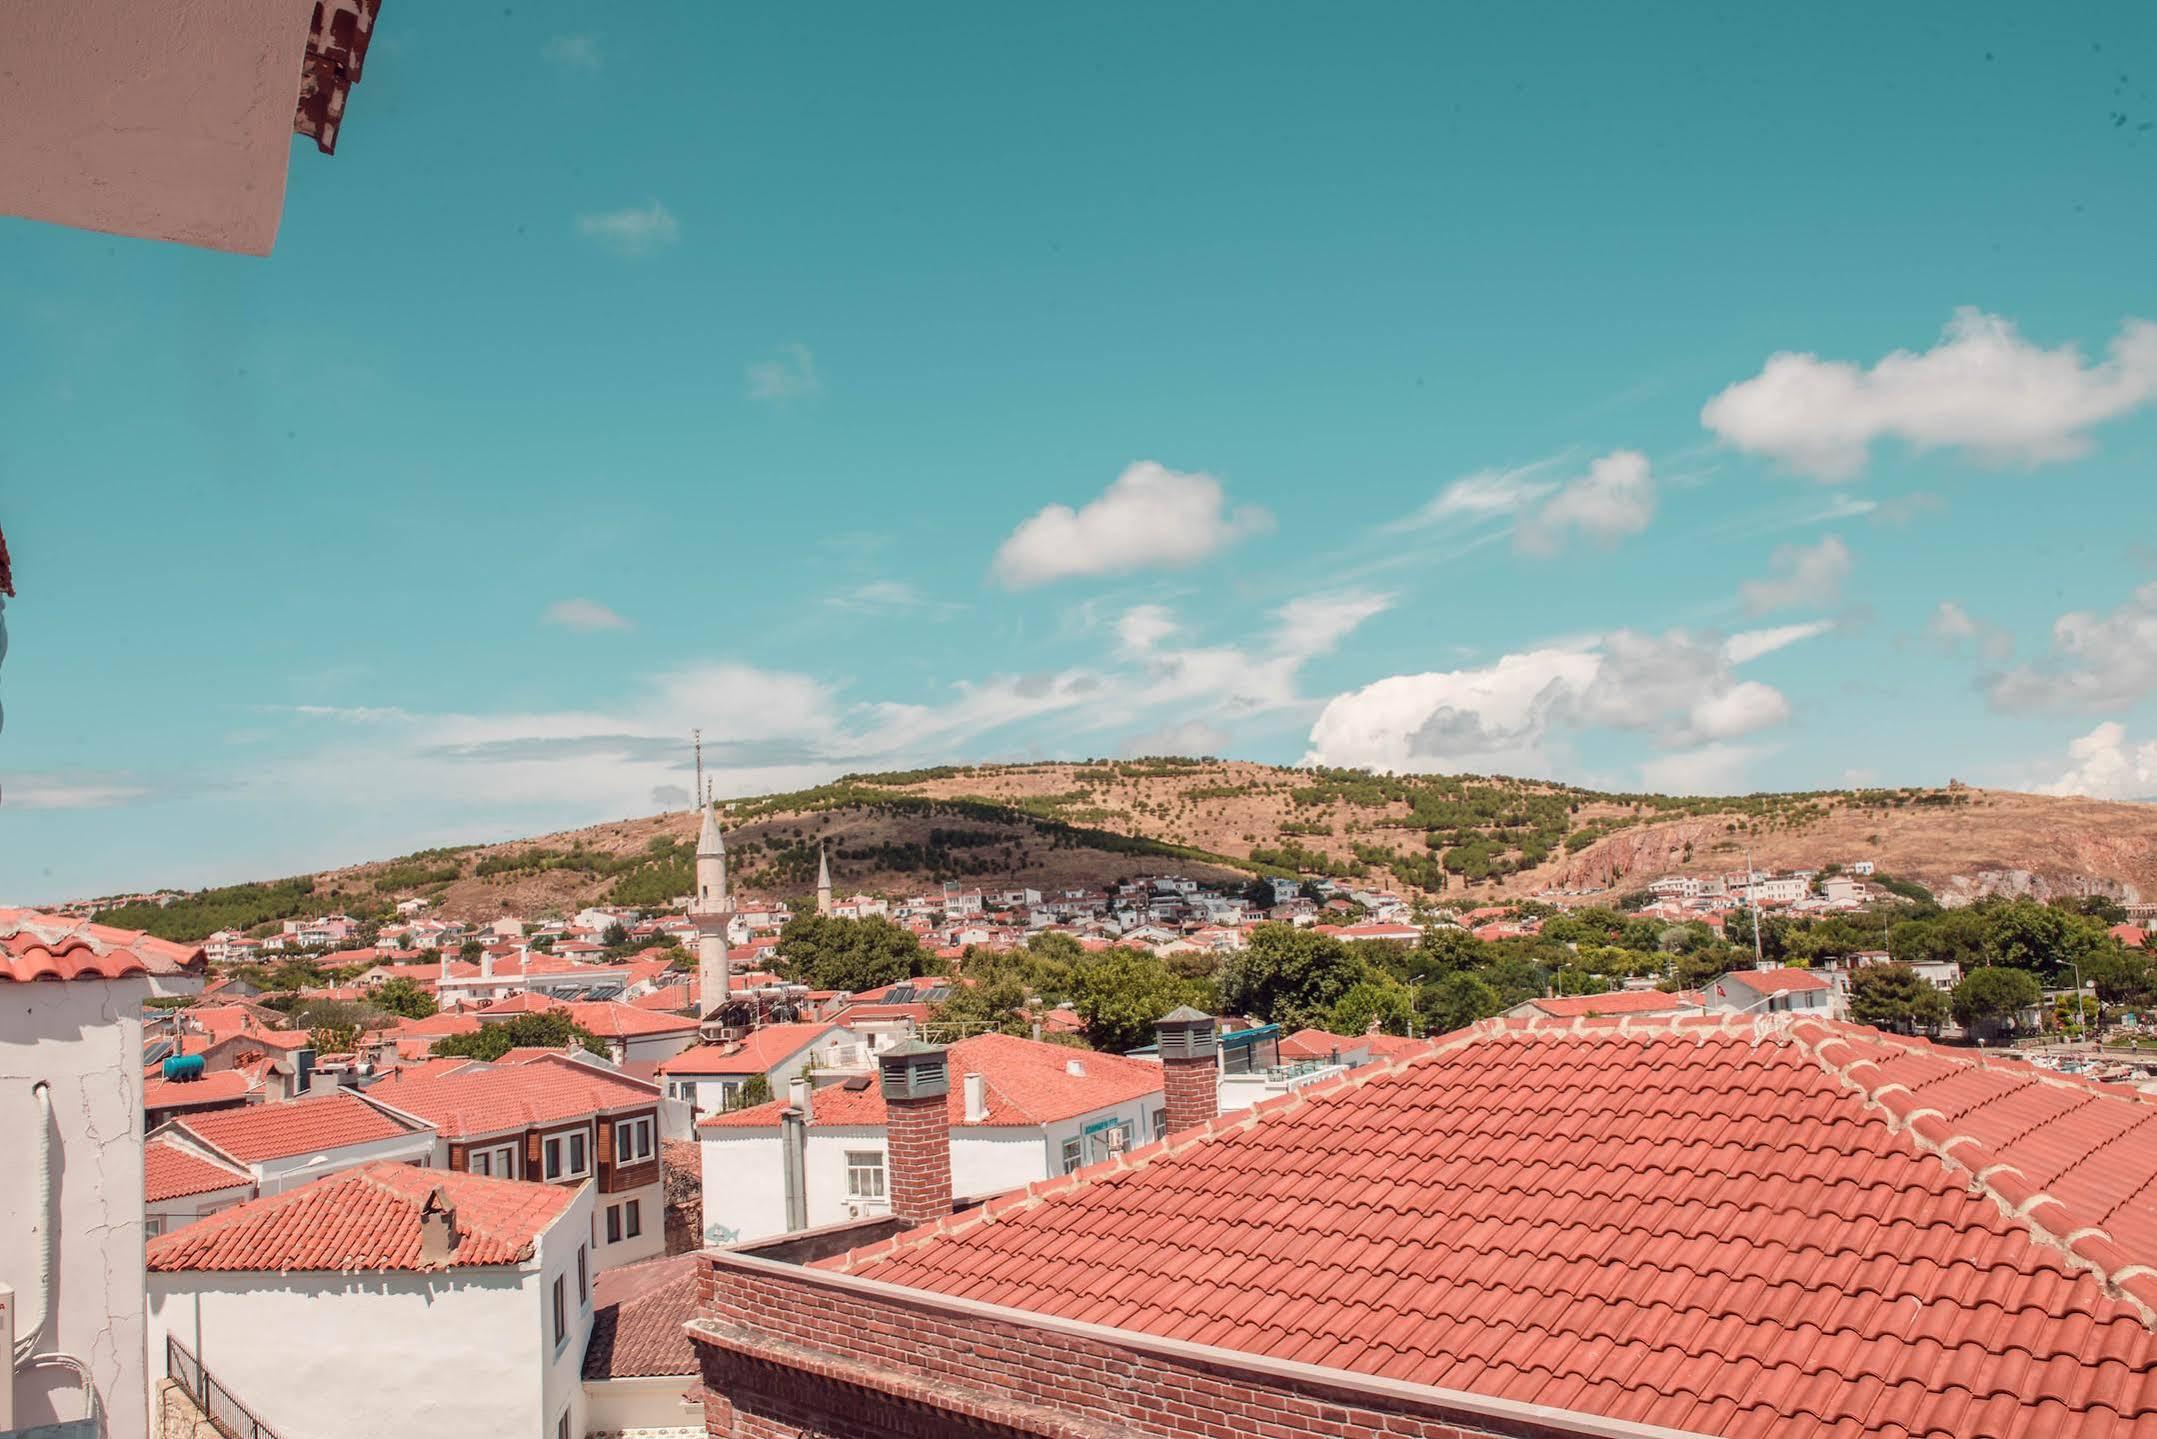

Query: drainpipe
[[14, 1081, 51, 1364], [779, 1103, 808, 1233]]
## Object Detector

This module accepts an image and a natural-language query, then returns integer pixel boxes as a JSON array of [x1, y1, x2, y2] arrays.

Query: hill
[[94, 760, 2157, 940]]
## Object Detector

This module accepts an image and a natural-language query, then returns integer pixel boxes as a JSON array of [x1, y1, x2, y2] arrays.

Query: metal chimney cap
[[1155, 1005, 1219, 1060], [878, 1040, 950, 1100]]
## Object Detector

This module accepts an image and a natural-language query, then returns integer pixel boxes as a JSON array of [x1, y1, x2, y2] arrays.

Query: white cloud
[[825, 581, 963, 618], [1120, 720, 1230, 759], [1701, 309, 2157, 480], [1724, 620, 1833, 664], [2033, 722, 2157, 800], [543, 34, 601, 69], [990, 461, 1272, 588], [1386, 457, 1562, 532], [1270, 591, 1393, 659], [1927, 601, 2013, 662], [1639, 743, 1765, 795], [1115, 604, 1179, 655], [1516, 450, 1657, 554], [746, 343, 821, 403], [1304, 624, 1807, 776], [1741, 534, 1851, 614], [575, 200, 680, 257], [1987, 582, 2157, 712], [2, 772, 152, 810], [542, 598, 632, 633]]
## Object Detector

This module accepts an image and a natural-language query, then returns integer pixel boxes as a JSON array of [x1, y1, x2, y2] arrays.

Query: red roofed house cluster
[[696, 1031, 1169, 1246]]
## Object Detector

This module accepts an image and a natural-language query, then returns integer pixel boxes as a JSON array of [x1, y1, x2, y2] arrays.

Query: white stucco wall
[[147, 1186, 594, 1439], [1, 974, 155, 1439], [584, 1374, 703, 1437], [589, 1181, 666, 1270], [247, 1128, 439, 1193], [0, 0, 318, 255], [698, 1093, 1166, 1245]]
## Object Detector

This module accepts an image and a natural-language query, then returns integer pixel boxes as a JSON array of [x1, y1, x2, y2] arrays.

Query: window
[[146, 1213, 168, 1238], [614, 1116, 655, 1165], [555, 1410, 570, 1439], [845, 1150, 886, 1200], [576, 1245, 588, 1305], [469, 1144, 516, 1178], [625, 1199, 642, 1238], [1061, 1137, 1082, 1174], [551, 1275, 566, 1347], [544, 1131, 591, 1182], [606, 1204, 622, 1244], [1151, 1108, 1168, 1142]]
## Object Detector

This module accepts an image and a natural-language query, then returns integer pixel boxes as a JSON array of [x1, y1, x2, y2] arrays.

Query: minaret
[[692, 740, 732, 1018], [816, 843, 832, 917]]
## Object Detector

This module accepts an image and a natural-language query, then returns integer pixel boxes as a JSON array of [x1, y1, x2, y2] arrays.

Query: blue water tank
[[161, 1054, 205, 1082]]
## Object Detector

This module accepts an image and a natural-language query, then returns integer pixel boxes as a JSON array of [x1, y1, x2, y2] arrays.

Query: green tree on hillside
[[1951, 967, 2042, 1037], [1215, 924, 1367, 1031], [1847, 964, 1947, 1036], [372, 978, 437, 1019], [1070, 951, 1200, 1052], [775, 913, 931, 992], [434, 1011, 607, 1061]]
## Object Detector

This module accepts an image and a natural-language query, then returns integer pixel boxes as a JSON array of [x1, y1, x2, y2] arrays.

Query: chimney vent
[[788, 1075, 814, 1123], [1064, 1058, 1086, 1078], [418, 1190, 458, 1266], [1155, 1005, 1220, 1136], [963, 1072, 988, 1123], [877, 1041, 952, 1227]]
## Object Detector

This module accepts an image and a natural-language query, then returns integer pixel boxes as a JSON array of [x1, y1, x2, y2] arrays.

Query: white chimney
[[438, 952, 450, 983], [788, 1075, 814, 1123], [418, 1190, 458, 1266], [480, 948, 494, 981], [963, 1072, 987, 1123], [1065, 1058, 1086, 1078]]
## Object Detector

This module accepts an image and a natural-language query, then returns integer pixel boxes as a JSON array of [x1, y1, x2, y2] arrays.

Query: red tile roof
[[172, 1091, 427, 1165], [1277, 1028, 1433, 1062], [147, 1161, 576, 1273], [659, 1024, 837, 1078], [1718, 966, 1831, 995], [824, 1015, 2157, 1439], [583, 1253, 702, 1379], [0, 908, 203, 983], [703, 1033, 1160, 1132], [364, 1053, 660, 1139], [1517, 989, 1704, 1019], [390, 1011, 484, 1039], [480, 992, 699, 1039], [143, 1069, 258, 1111], [144, 1136, 251, 1203]]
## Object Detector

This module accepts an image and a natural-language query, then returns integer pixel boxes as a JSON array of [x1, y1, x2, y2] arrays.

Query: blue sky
[[6, 3, 2157, 899]]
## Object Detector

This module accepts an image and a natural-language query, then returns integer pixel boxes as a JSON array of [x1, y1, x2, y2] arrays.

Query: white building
[[2, 910, 203, 1439], [143, 1135, 254, 1237], [148, 1163, 595, 1439], [1704, 967, 1837, 1017], [696, 1032, 1166, 1246], [155, 1089, 438, 1196], [655, 1022, 868, 1114]]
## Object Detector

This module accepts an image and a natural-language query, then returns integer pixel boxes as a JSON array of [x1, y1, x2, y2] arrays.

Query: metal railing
[[167, 1335, 288, 1439]]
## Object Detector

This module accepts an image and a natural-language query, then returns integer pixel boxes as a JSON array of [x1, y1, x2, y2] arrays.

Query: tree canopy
[[775, 913, 933, 993], [433, 1011, 608, 1060]]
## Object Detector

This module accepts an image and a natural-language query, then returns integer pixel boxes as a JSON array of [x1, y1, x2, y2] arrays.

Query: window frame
[[551, 1275, 567, 1348], [544, 1129, 592, 1182], [845, 1150, 887, 1201], [605, 1203, 622, 1244], [624, 1198, 642, 1239], [614, 1115, 655, 1165], [1060, 1136, 1083, 1174], [576, 1244, 589, 1306]]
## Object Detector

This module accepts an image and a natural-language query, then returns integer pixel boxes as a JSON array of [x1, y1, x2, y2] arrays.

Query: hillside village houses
[[3, 822, 2006, 1439]]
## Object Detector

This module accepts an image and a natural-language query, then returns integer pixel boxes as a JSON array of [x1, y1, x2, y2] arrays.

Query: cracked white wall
[[2, 975, 154, 1439]]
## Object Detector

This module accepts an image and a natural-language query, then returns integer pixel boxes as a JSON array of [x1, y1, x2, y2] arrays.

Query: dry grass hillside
[[104, 761, 2157, 941]]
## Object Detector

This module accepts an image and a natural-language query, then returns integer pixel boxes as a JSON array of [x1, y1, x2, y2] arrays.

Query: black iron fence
[[166, 1335, 288, 1439]]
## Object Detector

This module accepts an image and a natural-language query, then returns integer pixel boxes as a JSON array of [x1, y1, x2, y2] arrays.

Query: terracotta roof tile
[[147, 1161, 574, 1273], [583, 1253, 701, 1379], [173, 1091, 426, 1165], [365, 1053, 660, 1139], [702, 1032, 1160, 1131], [1520, 989, 1705, 1019], [144, 1136, 251, 1203], [143, 1070, 258, 1111], [1719, 967, 1831, 995], [826, 1015, 2157, 1439], [0, 908, 203, 983], [659, 1024, 837, 1078]]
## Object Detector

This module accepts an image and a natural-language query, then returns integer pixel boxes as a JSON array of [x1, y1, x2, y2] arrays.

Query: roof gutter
[[689, 1248, 1722, 1439]]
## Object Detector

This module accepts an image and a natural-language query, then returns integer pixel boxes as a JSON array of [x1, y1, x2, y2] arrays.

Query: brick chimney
[[878, 1041, 951, 1228], [1155, 1005, 1218, 1135]]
